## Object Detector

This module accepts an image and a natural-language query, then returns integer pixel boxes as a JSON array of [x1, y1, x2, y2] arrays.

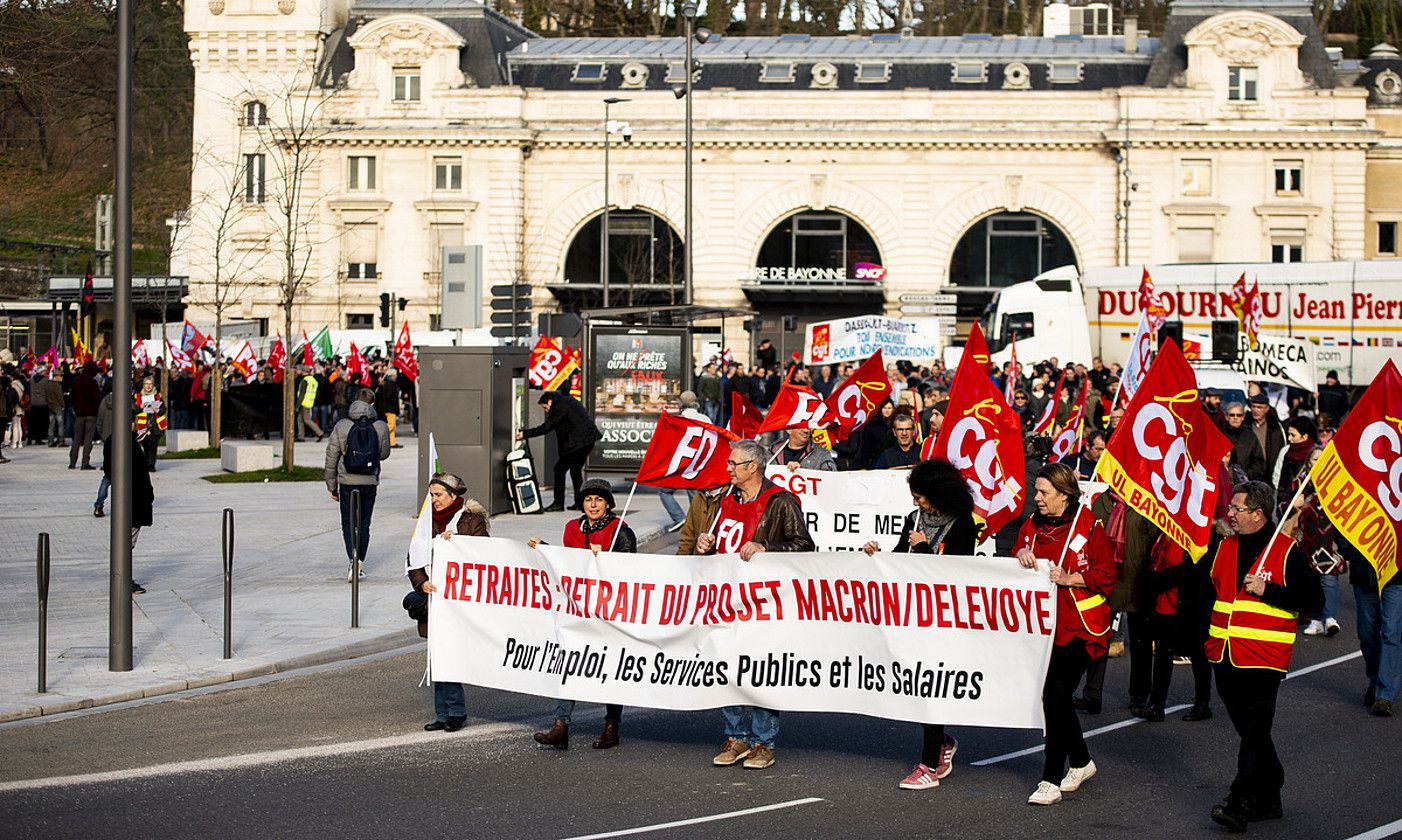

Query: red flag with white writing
[[302, 331, 314, 367], [1244, 279, 1264, 350], [635, 412, 738, 489], [1309, 359, 1402, 590], [1095, 339, 1233, 561], [1139, 266, 1169, 331], [347, 342, 371, 386], [1049, 384, 1090, 463], [728, 391, 764, 439], [528, 336, 565, 389], [165, 340, 194, 375], [394, 322, 418, 381], [267, 334, 286, 383], [757, 381, 833, 434], [823, 349, 893, 441], [230, 340, 258, 383], [1032, 371, 1066, 436], [929, 323, 1025, 537], [1228, 272, 1248, 325], [131, 338, 150, 369]]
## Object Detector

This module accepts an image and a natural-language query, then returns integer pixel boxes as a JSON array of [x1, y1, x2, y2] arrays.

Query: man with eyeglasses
[[1221, 402, 1268, 482], [873, 413, 920, 469], [1067, 429, 1106, 482], [693, 438, 814, 771], [1205, 481, 1322, 832]]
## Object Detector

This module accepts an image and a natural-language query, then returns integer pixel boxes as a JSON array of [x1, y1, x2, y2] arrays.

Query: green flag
[[310, 326, 333, 361]]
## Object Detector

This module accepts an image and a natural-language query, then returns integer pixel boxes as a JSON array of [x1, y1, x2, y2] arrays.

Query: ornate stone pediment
[[1183, 12, 1304, 65], [347, 14, 465, 66]]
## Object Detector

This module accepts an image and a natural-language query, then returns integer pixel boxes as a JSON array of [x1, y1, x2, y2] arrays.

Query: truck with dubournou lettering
[[982, 261, 1402, 386]]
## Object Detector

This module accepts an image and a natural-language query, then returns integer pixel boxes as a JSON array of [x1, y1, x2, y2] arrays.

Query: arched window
[[242, 100, 268, 127], [949, 212, 1075, 289], [557, 211, 685, 309], [754, 211, 882, 283]]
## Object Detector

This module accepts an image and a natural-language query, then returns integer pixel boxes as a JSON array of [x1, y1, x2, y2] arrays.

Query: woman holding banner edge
[[528, 478, 636, 750], [1013, 462, 1116, 806], [862, 459, 978, 790]]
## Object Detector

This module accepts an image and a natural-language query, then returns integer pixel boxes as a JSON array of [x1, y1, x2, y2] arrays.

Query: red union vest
[[1205, 534, 1298, 672], [563, 516, 623, 551], [1017, 511, 1113, 638], [713, 483, 785, 554]]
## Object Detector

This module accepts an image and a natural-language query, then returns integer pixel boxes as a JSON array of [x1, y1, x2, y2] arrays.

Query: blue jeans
[[702, 400, 720, 424], [553, 699, 622, 724], [433, 682, 465, 721], [1314, 574, 1339, 622], [1355, 584, 1402, 703], [95, 474, 110, 509], [338, 483, 377, 564], [657, 488, 690, 525], [722, 706, 780, 748]]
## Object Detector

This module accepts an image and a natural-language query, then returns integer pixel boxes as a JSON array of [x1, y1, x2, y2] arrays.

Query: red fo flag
[[528, 336, 565, 389], [1049, 384, 1090, 463], [267, 334, 287, 383], [1309, 359, 1402, 590], [1095, 339, 1232, 561], [1032, 371, 1066, 436], [823, 349, 893, 441], [394, 322, 418, 381], [302, 331, 314, 367], [728, 391, 764, 439], [757, 381, 833, 434], [929, 323, 1025, 537], [635, 413, 737, 489], [347, 342, 371, 386]]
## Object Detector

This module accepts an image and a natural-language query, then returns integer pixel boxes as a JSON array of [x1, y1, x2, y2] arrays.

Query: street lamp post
[[601, 97, 630, 309], [678, 6, 710, 307]]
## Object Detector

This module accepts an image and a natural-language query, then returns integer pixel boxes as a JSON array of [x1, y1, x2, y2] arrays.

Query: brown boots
[[592, 719, 620, 750], [533, 720, 569, 750]]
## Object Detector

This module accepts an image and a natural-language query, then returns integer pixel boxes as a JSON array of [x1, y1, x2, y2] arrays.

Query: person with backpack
[[324, 387, 391, 581]]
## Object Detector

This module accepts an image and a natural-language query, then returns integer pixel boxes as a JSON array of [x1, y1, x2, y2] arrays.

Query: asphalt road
[[2, 573, 1398, 840]]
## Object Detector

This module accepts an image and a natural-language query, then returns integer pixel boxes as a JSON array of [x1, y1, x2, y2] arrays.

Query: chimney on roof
[[1123, 16, 1138, 53]]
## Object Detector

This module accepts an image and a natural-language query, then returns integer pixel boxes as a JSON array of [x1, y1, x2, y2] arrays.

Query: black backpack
[[342, 417, 380, 475]]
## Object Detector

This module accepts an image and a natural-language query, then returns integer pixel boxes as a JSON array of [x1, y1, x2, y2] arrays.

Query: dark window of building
[[562, 210, 684, 308], [347, 313, 374, 329], [755, 211, 882, 282], [1379, 221, 1397, 256]]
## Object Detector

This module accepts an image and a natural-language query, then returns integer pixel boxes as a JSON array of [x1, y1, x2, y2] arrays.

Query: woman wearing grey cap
[[407, 471, 489, 732]]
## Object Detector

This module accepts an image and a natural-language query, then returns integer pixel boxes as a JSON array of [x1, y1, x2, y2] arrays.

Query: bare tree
[[186, 141, 273, 448], [251, 64, 339, 473]]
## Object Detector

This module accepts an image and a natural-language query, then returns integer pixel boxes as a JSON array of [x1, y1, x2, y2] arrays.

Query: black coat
[[892, 511, 978, 555], [523, 393, 602, 454], [103, 429, 154, 527], [1224, 423, 1268, 483]]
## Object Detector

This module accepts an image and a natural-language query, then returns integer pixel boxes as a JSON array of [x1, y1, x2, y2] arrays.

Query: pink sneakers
[[935, 734, 958, 779], [899, 763, 940, 790]]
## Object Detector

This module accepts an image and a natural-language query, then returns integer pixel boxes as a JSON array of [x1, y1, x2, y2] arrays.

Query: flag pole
[[1054, 495, 1091, 571], [703, 483, 735, 538], [1268, 472, 1312, 546], [607, 481, 639, 551]]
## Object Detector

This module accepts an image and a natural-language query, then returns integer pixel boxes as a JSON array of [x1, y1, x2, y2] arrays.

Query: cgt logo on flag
[[1310, 359, 1402, 589], [810, 324, 831, 364], [824, 350, 892, 439], [944, 398, 1024, 531]]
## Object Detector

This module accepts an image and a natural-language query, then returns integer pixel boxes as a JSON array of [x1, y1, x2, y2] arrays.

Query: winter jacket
[[70, 370, 101, 417], [521, 392, 601, 454], [323, 400, 391, 492], [1224, 423, 1269, 483], [770, 439, 837, 471], [678, 488, 724, 557], [701, 481, 815, 554]]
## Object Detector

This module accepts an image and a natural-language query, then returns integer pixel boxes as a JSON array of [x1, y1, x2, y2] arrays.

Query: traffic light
[[489, 282, 532, 339], [397, 297, 407, 312], [379, 292, 391, 327], [80, 269, 95, 319], [782, 315, 798, 333]]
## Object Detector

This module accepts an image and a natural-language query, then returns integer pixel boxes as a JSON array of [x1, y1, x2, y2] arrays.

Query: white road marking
[[559, 798, 826, 840], [1344, 817, 1402, 840], [972, 650, 1363, 766], [0, 720, 527, 792]]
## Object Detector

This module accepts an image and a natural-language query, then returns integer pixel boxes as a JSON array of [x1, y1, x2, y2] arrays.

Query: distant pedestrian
[[517, 390, 601, 512], [296, 366, 324, 442], [324, 388, 391, 581], [69, 362, 101, 469], [94, 391, 115, 517], [406, 471, 489, 733], [135, 376, 163, 470], [102, 417, 154, 593]]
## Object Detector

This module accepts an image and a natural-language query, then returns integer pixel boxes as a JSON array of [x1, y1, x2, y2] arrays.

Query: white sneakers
[[1060, 760, 1097, 792], [1303, 620, 1326, 636], [346, 562, 365, 582], [1028, 781, 1062, 806]]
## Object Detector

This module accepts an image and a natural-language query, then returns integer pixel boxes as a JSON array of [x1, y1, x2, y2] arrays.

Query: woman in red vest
[[529, 478, 635, 751], [1013, 463, 1116, 806]]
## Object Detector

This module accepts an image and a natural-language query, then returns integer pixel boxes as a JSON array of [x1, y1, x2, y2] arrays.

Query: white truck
[[983, 261, 1402, 387]]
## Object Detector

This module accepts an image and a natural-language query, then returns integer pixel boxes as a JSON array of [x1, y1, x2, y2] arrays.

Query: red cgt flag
[[1095, 339, 1233, 561], [267, 334, 286, 383], [528, 336, 564, 389], [1049, 384, 1091, 463], [757, 380, 833, 434], [635, 412, 738, 489], [1032, 371, 1066, 436], [394, 322, 418, 381], [728, 391, 764, 439], [929, 323, 1025, 537], [1309, 359, 1402, 590], [823, 349, 892, 441]]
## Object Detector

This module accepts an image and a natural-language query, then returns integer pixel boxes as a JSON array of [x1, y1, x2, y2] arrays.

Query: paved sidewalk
[[0, 434, 674, 723]]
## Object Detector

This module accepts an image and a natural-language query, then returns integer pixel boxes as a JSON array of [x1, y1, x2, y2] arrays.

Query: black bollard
[[350, 489, 361, 628], [37, 533, 50, 694], [222, 508, 234, 659]]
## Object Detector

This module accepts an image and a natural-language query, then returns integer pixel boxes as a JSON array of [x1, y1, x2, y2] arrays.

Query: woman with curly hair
[[862, 459, 979, 791]]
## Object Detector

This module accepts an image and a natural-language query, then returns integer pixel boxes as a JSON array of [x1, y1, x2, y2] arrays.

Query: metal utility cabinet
[[418, 345, 530, 516]]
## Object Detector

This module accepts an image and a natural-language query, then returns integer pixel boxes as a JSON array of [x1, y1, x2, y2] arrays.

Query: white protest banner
[[429, 537, 1056, 728], [805, 315, 945, 366], [1190, 331, 1318, 391], [765, 466, 914, 552]]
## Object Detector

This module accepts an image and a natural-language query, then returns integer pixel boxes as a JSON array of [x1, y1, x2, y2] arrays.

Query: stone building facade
[[175, 0, 1393, 358]]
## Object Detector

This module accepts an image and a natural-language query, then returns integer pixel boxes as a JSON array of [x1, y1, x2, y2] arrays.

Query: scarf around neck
[[432, 497, 464, 535]]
